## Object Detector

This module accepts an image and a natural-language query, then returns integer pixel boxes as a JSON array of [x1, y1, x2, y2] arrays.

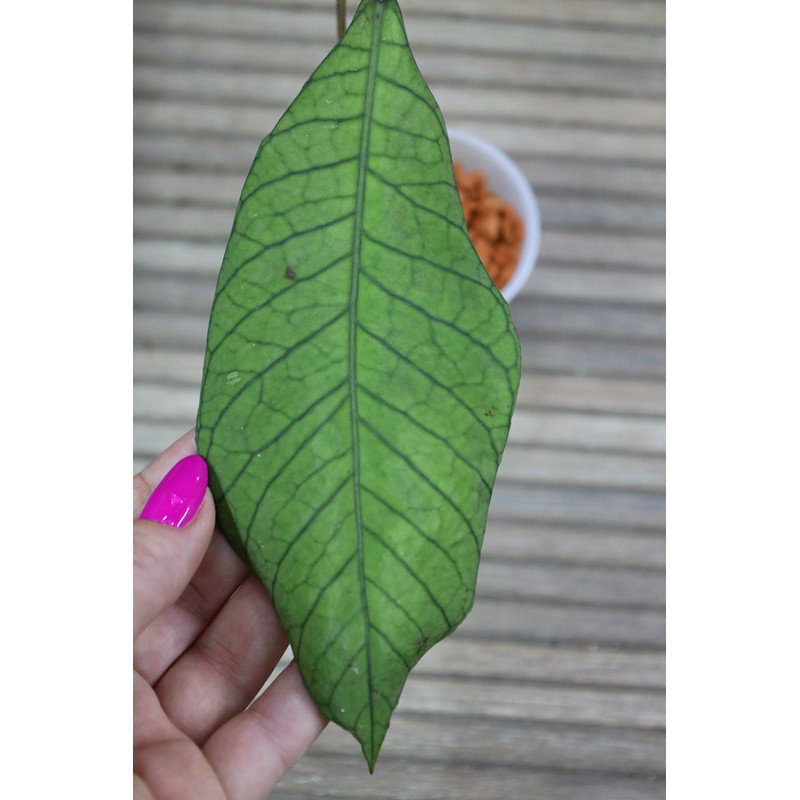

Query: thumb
[[133, 455, 215, 639]]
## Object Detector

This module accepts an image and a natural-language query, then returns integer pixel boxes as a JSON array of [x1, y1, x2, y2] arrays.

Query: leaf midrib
[[349, 0, 386, 765]]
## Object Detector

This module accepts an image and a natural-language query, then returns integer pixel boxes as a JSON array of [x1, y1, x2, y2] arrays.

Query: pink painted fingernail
[[140, 455, 208, 529]]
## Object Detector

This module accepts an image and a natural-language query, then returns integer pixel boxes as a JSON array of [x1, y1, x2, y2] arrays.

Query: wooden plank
[[131, 349, 666, 416], [133, 131, 262, 171], [133, 168, 243, 207], [133, 247, 664, 310], [133, 382, 664, 490], [134, 383, 200, 424], [477, 559, 663, 608], [132, 273, 664, 346], [303, 714, 665, 773], [133, 238, 225, 276], [518, 372, 664, 414], [133, 348, 205, 384], [498, 446, 664, 492], [134, 64, 665, 130], [133, 2, 665, 63], [133, 65, 309, 110], [131, 308, 667, 381], [131, 307, 666, 380], [133, 311, 208, 349], [133, 132, 665, 199], [418, 56, 665, 102], [130, 415, 667, 567], [401, 675, 664, 729], [130, 264, 664, 331], [519, 155, 665, 199], [133, 275, 214, 316], [406, 14, 663, 66], [133, 425, 664, 530], [394, 12, 666, 64], [132, 167, 664, 233], [274, 755, 665, 800], [133, 231, 663, 298], [273, 0, 667, 29], [513, 297, 665, 342], [132, 99, 281, 143], [265, 640, 663, 715], [520, 337, 665, 380], [462, 597, 664, 648], [130, 199, 254, 240], [509, 409, 664, 453], [482, 521, 665, 569], [489, 483, 664, 529], [134, 420, 196, 460], [133, 257, 664, 318], [131, 379, 666, 454], [133, 436, 667, 574], [134, 32, 666, 97], [539, 192, 664, 233], [415, 637, 665, 688], [537, 230, 665, 270], [524, 265, 664, 304], [133, 100, 665, 164], [454, 118, 663, 164], [133, 161, 664, 223]]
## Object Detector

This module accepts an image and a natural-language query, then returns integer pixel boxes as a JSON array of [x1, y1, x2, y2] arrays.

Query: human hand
[[133, 430, 327, 799]]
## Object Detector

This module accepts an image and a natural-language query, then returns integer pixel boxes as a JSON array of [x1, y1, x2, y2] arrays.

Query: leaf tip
[[357, 721, 387, 774], [363, 744, 380, 775]]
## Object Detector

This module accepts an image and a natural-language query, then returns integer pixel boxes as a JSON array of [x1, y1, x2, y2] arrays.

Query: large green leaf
[[196, 0, 520, 771]]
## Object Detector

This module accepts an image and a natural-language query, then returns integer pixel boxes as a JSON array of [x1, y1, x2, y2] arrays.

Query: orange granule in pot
[[454, 160, 524, 291]]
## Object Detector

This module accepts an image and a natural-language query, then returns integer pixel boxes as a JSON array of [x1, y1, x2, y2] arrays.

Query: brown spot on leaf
[[285, 266, 296, 280]]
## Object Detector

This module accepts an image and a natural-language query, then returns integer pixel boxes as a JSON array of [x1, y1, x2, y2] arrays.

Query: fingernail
[[140, 455, 208, 529]]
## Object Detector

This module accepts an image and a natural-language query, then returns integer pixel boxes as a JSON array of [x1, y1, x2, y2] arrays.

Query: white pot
[[447, 128, 541, 303]]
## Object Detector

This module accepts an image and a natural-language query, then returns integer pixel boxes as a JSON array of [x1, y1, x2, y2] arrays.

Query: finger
[[134, 530, 250, 684], [133, 671, 226, 799], [135, 737, 227, 800], [203, 661, 328, 799], [155, 571, 289, 744], [133, 429, 199, 517], [134, 685, 227, 800], [133, 497, 215, 640], [133, 454, 215, 639]]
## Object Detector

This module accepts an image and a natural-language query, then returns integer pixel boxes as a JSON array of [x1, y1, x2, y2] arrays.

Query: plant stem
[[337, 0, 346, 39]]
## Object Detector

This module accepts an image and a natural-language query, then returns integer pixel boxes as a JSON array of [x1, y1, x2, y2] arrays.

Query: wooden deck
[[133, 1, 665, 796]]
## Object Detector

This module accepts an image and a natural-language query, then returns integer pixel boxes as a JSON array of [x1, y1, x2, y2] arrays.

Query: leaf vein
[[270, 472, 353, 600], [231, 385, 349, 550], [357, 323, 500, 460], [360, 483, 466, 585], [361, 269, 516, 399], [208, 253, 350, 358], [212, 211, 355, 302], [366, 166, 468, 237], [295, 550, 358, 656], [358, 416, 481, 557], [364, 525, 453, 630], [207, 309, 348, 451], [358, 381, 492, 494]]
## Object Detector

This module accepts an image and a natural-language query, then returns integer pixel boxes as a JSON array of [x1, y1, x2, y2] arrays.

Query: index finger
[[134, 429, 200, 517]]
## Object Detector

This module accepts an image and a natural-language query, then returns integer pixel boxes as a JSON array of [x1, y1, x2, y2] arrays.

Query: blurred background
[[133, 1, 665, 797]]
